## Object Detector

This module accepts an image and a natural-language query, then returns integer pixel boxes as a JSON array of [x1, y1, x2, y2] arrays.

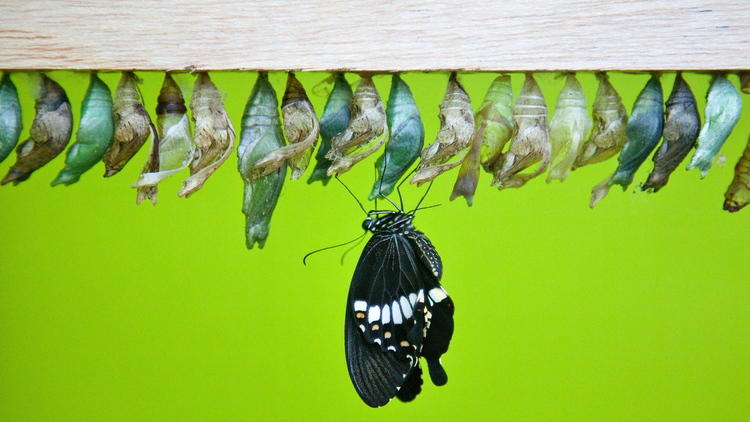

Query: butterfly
[[345, 205, 455, 407]]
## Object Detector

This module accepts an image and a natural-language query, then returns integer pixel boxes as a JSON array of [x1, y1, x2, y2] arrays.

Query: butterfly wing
[[345, 233, 431, 407]]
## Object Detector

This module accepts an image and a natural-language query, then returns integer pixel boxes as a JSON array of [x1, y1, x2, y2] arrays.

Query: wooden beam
[[1, 0, 748, 72]]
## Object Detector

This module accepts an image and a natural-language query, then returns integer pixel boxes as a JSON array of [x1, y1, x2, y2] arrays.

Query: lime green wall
[[1, 71, 748, 421]]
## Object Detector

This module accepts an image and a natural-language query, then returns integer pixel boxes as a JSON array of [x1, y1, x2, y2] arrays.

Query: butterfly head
[[362, 211, 414, 233]]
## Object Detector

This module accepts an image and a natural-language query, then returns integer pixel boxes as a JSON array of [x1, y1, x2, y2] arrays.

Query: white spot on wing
[[392, 301, 403, 324], [429, 287, 448, 303], [374, 338, 382, 345], [409, 293, 417, 306], [400, 296, 413, 319], [368, 306, 380, 323], [354, 300, 367, 312], [382, 304, 391, 324], [387, 346, 396, 352]]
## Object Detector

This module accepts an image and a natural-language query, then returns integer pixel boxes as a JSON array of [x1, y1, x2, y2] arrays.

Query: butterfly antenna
[[303, 231, 368, 265], [339, 233, 367, 265], [372, 148, 404, 211], [396, 167, 418, 211], [411, 180, 433, 214], [412, 203, 442, 213], [335, 175, 367, 215]]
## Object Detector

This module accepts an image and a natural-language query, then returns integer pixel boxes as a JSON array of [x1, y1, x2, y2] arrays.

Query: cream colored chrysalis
[[573, 72, 627, 169], [493, 73, 550, 189], [546, 73, 592, 182], [411, 73, 474, 185], [254, 72, 319, 180], [178, 72, 235, 197], [325, 75, 386, 176]]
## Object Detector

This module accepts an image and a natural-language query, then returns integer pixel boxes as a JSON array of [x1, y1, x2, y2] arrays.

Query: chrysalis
[[0, 73, 22, 165], [132, 73, 194, 204], [1, 74, 72, 185], [477, 75, 515, 172], [102, 71, 152, 177], [52, 73, 114, 186], [254, 72, 319, 180], [308, 73, 352, 185], [369, 74, 424, 199], [238, 73, 286, 249], [546, 73, 592, 182], [411, 73, 473, 185], [493, 73, 550, 189], [723, 134, 750, 212], [686, 74, 743, 177], [590, 74, 663, 207], [178, 72, 235, 197], [325, 75, 386, 176], [573, 73, 627, 169], [450, 75, 514, 205], [740, 71, 749, 95], [642, 73, 700, 192]]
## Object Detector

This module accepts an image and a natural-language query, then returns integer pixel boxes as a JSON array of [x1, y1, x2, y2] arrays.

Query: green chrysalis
[[238, 73, 286, 249], [52, 73, 114, 186], [178, 72, 235, 197], [412, 73, 473, 185], [0, 73, 22, 165], [590, 74, 663, 207], [1, 74, 72, 185], [308, 73, 352, 185], [369, 74, 424, 199], [686, 74, 743, 177], [546, 73, 592, 182], [643, 73, 700, 192]]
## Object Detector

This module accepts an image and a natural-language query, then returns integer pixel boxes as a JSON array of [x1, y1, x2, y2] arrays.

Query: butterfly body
[[345, 211, 453, 407]]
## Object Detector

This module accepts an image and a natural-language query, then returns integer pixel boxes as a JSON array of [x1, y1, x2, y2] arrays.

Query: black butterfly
[[345, 208, 454, 407]]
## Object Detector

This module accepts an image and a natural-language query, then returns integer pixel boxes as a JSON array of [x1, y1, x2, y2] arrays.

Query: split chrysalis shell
[[590, 74, 663, 207], [723, 133, 750, 212], [450, 74, 514, 205], [573, 73, 627, 169], [308, 73, 352, 185], [411, 73, 474, 185], [238, 73, 286, 249], [132, 73, 194, 204], [493, 73, 550, 189], [546, 73, 592, 182], [740, 71, 749, 95], [325, 75, 386, 176], [52, 73, 114, 186], [369, 74, 424, 199], [102, 71, 152, 177], [642, 73, 700, 192], [253, 72, 318, 180], [0, 73, 22, 165], [686, 74, 743, 177], [178, 72, 235, 197], [1, 73, 72, 185]]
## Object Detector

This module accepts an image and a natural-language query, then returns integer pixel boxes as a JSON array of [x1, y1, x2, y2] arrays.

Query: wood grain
[[0, 0, 748, 71]]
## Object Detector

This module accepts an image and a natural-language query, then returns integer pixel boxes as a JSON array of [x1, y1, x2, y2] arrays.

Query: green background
[[1, 71, 748, 421]]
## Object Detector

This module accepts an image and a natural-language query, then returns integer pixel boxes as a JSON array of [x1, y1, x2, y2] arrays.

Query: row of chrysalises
[[0, 71, 748, 248]]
